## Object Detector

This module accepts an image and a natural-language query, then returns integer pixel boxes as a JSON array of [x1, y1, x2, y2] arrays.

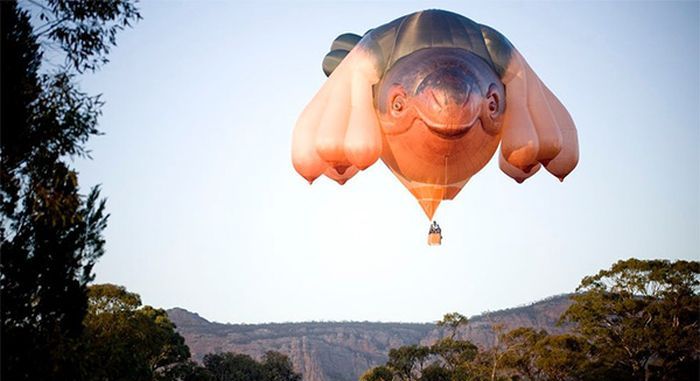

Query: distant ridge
[[167, 307, 211, 327], [168, 294, 573, 381]]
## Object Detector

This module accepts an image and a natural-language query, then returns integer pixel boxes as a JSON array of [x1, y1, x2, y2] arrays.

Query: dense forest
[[1, 1, 697, 381]]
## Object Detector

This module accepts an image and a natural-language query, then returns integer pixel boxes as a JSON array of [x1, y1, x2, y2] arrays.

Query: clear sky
[[76, 1, 699, 324]]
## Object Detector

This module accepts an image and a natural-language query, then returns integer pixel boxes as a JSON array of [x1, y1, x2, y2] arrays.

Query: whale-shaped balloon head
[[292, 10, 579, 222], [375, 48, 505, 139]]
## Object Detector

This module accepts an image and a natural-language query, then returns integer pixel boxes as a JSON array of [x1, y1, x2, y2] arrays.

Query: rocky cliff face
[[167, 294, 572, 381]]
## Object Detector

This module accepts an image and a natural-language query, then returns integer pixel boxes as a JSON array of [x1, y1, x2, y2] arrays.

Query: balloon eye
[[392, 97, 404, 112], [485, 85, 501, 118], [488, 100, 497, 113]]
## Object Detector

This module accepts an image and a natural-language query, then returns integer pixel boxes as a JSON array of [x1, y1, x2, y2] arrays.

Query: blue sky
[[76, 1, 699, 324]]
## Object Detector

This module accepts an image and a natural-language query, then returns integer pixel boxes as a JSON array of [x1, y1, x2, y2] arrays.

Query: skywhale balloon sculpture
[[291, 10, 579, 244]]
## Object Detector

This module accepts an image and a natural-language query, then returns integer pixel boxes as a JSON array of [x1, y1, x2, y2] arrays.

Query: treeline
[[82, 284, 301, 381], [362, 259, 699, 381]]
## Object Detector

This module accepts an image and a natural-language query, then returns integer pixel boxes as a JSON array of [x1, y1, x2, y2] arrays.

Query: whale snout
[[417, 68, 474, 109], [414, 67, 482, 138]]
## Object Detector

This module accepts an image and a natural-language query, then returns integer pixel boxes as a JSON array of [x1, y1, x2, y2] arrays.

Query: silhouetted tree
[[202, 351, 301, 381], [0, 1, 139, 379], [262, 351, 302, 381], [176, 360, 215, 381], [205, 353, 260, 381]]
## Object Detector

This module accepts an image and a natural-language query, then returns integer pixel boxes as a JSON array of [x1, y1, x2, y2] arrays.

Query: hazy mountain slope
[[168, 294, 572, 381]]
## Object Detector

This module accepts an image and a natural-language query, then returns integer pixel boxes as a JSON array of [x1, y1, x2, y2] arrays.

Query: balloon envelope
[[291, 9, 579, 221]]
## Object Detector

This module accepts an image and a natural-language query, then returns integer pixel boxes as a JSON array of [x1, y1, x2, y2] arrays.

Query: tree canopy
[[202, 351, 301, 381], [81, 284, 192, 381], [361, 258, 699, 381], [562, 258, 700, 380], [1, 1, 140, 379]]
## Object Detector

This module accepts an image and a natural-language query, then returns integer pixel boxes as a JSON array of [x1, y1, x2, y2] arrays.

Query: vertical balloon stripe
[[292, 76, 333, 183], [345, 77, 382, 169], [316, 64, 352, 166], [541, 85, 579, 181], [525, 64, 563, 163], [500, 51, 540, 171]]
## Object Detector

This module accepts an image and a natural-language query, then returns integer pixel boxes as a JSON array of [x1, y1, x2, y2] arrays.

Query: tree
[[417, 363, 451, 381], [531, 334, 589, 381], [175, 360, 215, 381], [361, 366, 393, 381], [261, 351, 302, 381], [498, 327, 548, 380], [202, 351, 301, 381], [430, 338, 478, 372], [361, 314, 484, 381], [561, 258, 700, 381], [81, 284, 193, 381], [28, 0, 141, 73], [364, 259, 699, 381], [204, 353, 264, 381], [1, 1, 139, 379], [485, 323, 508, 381], [436, 312, 468, 340]]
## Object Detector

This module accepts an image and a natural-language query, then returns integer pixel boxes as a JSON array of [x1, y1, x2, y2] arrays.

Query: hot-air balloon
[[291, 10, 579, 246]]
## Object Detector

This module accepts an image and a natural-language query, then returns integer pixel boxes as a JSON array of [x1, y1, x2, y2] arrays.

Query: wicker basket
[[428, 232, 442, 246]]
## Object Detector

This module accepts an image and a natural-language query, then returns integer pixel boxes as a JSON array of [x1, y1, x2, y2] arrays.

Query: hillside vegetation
[[168, 295, 573, 381]]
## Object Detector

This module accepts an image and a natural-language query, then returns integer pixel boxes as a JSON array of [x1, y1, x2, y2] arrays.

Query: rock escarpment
[[167, 294, 572, 381]]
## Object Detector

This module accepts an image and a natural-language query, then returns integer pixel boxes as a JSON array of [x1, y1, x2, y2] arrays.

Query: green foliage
[[417, 363, 451, 381], [82, 284, 192, 381], [0, 0, 139, 379], [363, 259, 699, 381], [204, 352, 263, 381], [148, 360, 216, 381], [436, 312, 468, 339], [562, 258, 700, 380], [430, 338, 478, 370], [361, 366, 393, 381], [88, 283, 142, 313], [387, 345, 431, 380], [498, 327, 548, 380], [531, 334, 589, 381], [361, 335, 483, 381], [202, 351, 301, 381], [497, 328, 591, 381], [261, 351, 302, 381], [361, 323, 589, 381], [33, 0, 142, 73]]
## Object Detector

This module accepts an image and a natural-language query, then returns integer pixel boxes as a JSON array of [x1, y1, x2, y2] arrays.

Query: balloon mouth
[[415, 108, 479, 140]]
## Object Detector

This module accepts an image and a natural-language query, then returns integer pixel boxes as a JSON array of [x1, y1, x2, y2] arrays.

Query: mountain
[[167, 294, 573, 381]]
